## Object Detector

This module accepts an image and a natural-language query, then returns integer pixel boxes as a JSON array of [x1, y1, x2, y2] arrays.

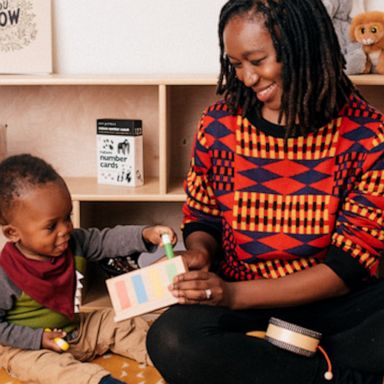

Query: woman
[[147, 0, 384, 383]]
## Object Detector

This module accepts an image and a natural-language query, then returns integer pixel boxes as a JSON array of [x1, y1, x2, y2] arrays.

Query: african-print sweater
[[182, 95, 384, 286]]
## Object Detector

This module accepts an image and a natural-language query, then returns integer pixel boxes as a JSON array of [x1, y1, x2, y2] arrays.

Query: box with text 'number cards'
[[96, 119, 144, 187]]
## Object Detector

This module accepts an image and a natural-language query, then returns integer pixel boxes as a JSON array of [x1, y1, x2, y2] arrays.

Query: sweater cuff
[[323, 245, 369, 288], [182, 222, 222, 245]]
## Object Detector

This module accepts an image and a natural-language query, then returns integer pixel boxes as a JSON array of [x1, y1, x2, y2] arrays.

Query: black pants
[[146, 279, 384, 384]]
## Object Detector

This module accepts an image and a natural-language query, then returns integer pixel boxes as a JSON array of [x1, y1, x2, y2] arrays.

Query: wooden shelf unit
[[0, 74, 219, 230], [1, 73, 383, 310]]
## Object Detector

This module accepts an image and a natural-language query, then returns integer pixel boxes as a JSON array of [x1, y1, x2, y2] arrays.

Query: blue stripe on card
[[132, 275, 148, 303]]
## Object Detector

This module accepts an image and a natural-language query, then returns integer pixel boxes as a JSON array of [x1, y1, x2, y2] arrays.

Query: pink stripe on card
[[116, 280, 131, 309]]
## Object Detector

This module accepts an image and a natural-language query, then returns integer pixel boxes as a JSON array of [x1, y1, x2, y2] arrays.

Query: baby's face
[[9, 181, 73, 261]]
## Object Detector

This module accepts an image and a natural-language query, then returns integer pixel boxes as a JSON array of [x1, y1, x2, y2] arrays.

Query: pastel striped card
[[106, 255, 187, 321]]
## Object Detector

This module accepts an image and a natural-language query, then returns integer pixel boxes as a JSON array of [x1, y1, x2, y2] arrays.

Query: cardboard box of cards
[[97, 119, 144, 186]]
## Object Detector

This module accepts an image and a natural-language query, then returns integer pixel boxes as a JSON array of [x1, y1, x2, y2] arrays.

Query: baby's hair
[[0, 154, 63, 224], [217, 0, 360, 138]]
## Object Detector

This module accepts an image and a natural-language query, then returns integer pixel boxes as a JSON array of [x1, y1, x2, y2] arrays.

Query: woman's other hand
[[169, 270, 232, 307]]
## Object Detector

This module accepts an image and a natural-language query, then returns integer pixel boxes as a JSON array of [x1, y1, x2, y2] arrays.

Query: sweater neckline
[[244, 108, 333, 139], [245, 110, 287, 138]]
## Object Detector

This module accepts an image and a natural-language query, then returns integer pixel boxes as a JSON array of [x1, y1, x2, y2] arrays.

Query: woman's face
[[223, 14, 283, 123]]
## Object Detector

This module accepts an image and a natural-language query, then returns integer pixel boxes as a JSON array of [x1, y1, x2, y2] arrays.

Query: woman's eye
[[251, 57, 265, 66]]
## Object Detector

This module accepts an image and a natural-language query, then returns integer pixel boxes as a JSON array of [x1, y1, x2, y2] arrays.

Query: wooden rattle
[[247, 317, 333, 381], [266, 318, 333, 380]]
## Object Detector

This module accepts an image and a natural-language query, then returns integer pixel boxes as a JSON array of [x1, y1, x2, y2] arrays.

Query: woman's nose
[[243, 69, 258, 87]]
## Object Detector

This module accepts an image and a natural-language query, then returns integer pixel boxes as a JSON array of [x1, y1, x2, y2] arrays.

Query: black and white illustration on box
[[97, 119, 144, 187]]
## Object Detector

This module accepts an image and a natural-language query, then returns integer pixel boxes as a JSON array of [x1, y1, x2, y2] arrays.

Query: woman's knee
[[147, 306, 188, 358], [147, 304, 224, 362]]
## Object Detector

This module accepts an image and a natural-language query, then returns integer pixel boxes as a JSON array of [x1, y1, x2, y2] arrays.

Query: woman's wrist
[[185, 231, 219, 266]]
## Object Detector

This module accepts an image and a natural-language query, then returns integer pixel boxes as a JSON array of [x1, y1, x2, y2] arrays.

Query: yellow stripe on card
[[147, 268, 166, 299]]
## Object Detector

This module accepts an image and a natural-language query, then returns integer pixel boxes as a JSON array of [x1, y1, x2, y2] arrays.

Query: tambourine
[[247, 317, 333, 380]]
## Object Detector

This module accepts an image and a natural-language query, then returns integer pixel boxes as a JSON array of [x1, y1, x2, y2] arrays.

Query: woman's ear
[[2, 225, 20, 242]]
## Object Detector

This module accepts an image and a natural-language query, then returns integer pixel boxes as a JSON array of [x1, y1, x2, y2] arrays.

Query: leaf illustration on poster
[[0, 0, 38, 52], [0, 0, 52, 74]]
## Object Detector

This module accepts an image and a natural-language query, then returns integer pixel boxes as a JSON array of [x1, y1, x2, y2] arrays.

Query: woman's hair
[[217, 0, 359, 138], [0, 154, 63, 223]]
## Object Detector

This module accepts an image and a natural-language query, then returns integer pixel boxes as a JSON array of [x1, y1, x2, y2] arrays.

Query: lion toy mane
[[350, 11, 384, 74]]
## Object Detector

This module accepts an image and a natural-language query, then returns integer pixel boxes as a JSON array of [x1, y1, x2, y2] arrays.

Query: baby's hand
[[143, 225, 177, 247], [42, 328, 69, 352]]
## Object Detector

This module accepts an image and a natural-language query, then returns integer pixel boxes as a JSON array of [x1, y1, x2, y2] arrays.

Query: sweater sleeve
[[182, 108, 223, 242], [324, 125, 384, 283], [71, 225, 156, 262], [0, 268, 43, 349]]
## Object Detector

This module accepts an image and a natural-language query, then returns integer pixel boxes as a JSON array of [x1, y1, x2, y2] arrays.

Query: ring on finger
[[205, 288, 212, 300]]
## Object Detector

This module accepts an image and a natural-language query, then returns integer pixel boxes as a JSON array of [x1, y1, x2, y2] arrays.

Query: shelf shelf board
[[66, 177, 186, 202], [0, 73, 218, 86], [0, 73, 383, 86], [349, 74, 384, 85]]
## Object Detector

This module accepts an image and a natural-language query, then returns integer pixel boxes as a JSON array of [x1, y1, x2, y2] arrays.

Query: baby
[[0, 153, 177, 384]]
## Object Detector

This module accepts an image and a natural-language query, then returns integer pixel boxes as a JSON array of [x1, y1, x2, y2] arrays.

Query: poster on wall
[[0, 0, 52, 74]]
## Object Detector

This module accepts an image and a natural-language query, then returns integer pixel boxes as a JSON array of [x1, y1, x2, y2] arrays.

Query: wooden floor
[[0, 353, 165, 384]]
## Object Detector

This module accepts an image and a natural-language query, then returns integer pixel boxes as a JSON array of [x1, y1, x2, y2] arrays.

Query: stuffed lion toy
[[350, 11, 384, 74]]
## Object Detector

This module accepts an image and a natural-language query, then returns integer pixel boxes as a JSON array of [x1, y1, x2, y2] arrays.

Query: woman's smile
[[253, 82, 279, 103]]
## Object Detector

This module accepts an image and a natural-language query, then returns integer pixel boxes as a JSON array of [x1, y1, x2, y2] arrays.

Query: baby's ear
[[2, 225, 20, 242]]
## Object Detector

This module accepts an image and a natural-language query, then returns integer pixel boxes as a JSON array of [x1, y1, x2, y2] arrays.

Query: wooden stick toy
[[161, 232, 175, 259]]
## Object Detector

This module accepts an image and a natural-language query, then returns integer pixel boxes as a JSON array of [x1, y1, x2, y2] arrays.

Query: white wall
[[351, 0, 384, 17], [365, 0, 384, 11], [52, 0, 227, 74]]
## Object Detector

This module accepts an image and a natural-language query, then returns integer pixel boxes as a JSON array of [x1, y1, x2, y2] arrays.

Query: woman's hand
[[169, 270, 232, 307], [169, 230, 227, 305], [180, 230, 220, 271], [176, 249, 212, 271]]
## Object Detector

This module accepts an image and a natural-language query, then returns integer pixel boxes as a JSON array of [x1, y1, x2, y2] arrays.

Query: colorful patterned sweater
[[183, 95, 384, 286]]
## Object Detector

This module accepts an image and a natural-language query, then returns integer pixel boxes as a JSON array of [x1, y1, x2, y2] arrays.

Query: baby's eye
[[361, 27, 365, 34], [371, 27, 377, 33], [47, 223, 57, 232]]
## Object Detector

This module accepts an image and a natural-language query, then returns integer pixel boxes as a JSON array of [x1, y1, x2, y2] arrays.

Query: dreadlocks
[[217, 0, 360, 138]]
